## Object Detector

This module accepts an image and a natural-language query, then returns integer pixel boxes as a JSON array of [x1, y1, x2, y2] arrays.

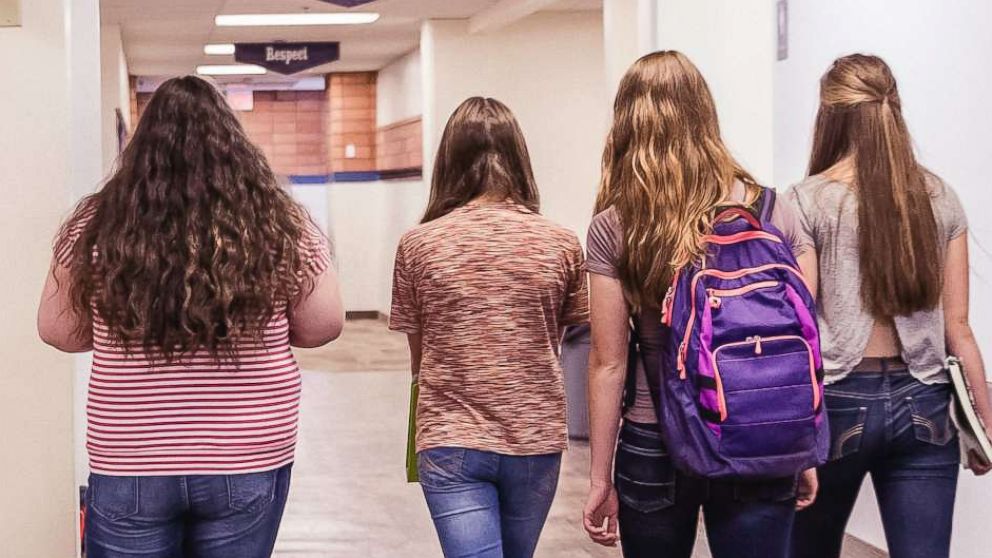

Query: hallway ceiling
[[102, 0, 602, 79]]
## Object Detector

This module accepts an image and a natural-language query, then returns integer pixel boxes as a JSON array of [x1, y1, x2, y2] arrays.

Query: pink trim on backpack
[[702, 231, 783, 245], [677, 264, 806, 378]]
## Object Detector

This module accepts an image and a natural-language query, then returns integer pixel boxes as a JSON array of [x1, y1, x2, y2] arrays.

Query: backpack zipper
[[677, 264, 807, 379], [662, 233, 781, 325], [708, 335, 821, 421]]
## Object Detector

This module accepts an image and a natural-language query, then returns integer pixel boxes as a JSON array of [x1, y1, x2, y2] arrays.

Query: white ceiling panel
[[102, 0, 601, 78]]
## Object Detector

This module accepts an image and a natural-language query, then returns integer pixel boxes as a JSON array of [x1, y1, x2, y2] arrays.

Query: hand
[[970, 423, 992, 476], [796, 468, 819, 511], [583, 480, 620, 547], [968, 449, 992, 476]]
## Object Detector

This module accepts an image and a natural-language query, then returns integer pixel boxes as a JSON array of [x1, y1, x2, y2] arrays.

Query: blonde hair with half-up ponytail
[[810, 54, 941, 317], [596, 51, 758, 311]]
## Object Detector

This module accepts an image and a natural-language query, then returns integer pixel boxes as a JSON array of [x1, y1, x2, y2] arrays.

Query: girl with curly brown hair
[[37, 75, 343, 558]]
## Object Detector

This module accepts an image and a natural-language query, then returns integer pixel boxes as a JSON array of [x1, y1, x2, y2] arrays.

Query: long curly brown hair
[[57, 76, 316, 360]]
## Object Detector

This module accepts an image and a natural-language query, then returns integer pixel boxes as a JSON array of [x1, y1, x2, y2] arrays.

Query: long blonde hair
[[809, 54, 941, 317], [596, 51, 756, 310]]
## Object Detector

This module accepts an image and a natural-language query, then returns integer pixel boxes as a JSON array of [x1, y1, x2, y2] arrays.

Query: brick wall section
[[240, 90, 329, 176], [132, 72, 380, 178], [376, 117, 423, 171], [129, 77, 139, 132], [135, 91, 151, 127], [326, 73, 377, 174]]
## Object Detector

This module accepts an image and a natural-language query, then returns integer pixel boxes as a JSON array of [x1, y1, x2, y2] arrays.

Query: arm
[[582, 273, 629, 546], [37, 261, 93, 352], [943, 234, 992, 437], [407, 333, 422, 378], [797, 249, 819, 298], [289, 264, 344, 348]]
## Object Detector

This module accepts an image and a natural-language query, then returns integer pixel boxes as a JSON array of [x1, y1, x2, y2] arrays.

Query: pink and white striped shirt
[[56, 210, 329, 476]]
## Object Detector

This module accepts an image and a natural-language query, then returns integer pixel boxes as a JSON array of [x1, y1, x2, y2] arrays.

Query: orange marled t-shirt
[[389, 200, 589, 455]]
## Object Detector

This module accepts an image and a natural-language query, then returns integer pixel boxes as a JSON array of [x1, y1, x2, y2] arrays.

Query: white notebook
[[947, 356, 992, 469]]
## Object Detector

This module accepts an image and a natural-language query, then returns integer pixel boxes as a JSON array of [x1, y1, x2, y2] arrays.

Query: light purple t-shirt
[[586, 183, 813, 424]]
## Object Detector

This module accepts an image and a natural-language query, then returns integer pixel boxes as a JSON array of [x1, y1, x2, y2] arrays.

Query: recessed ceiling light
[[204, 43, 236, 55], [196, 64, 267, 76], [215, 12, 380, 27]]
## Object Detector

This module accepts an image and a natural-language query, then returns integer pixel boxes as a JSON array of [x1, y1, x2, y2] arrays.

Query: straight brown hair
[[422, 97, 539, 223], [596, 51, 757, 310], [809, 54, 941, 317]]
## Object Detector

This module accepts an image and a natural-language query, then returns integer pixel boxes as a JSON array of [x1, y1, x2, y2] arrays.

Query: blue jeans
[[791, 367, 959, 558], [85, 464, 292, 558], [615, 421, 797, 558], [418, 448, 562, 558]]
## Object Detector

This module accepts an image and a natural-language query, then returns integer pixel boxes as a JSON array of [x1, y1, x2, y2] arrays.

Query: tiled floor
[[276, 319, 885, 557]]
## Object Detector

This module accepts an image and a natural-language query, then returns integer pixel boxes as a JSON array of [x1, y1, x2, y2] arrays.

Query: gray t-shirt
[[786, 174, 968, 385], [587, 183, 813, 424]]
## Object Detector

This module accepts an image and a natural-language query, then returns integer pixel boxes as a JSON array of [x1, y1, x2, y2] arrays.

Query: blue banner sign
[[318, 0, 376, 6], [235, 42, 340, 75]]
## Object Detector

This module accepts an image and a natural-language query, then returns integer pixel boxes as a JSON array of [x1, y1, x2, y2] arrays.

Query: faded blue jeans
[[418, 448, 562, 558], [791, 366, 960, 558], [85, 463, 292, 558]]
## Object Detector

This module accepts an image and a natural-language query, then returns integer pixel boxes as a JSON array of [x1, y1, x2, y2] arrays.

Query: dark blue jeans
[[418, 447, 562, 558], [85, 464, 292, 558], [615, 421, 797, 558], [791, 368, 959, 558]]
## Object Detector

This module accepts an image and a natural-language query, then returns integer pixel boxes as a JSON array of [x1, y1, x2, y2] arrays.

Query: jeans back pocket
[[417, 448, 468, 489], [908, 391, 955, 446], [614, 423, 676, 514], [227, 469, 278, 513], [88, 475, 140, 522], [827, 406, 868, 461]]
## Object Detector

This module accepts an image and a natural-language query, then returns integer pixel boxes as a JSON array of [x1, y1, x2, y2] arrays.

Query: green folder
[[406, 380, 419, 483]]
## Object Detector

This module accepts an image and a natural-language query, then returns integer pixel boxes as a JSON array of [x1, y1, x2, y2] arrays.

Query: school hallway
[[273, 319, 883, 558]]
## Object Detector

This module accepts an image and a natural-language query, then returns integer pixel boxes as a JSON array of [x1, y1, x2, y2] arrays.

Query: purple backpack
[[657, 187, 828, 479]]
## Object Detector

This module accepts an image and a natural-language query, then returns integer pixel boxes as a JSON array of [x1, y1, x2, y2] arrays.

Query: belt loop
[[881, 359, 889, 374]]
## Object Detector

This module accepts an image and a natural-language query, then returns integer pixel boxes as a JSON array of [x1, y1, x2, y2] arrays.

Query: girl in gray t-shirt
[[789, 54, 991, 558]]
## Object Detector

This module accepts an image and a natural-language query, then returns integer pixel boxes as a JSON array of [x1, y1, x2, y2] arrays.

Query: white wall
[[421, 11, 609, 242], [314, 47, 428, 316], [0, 0, 100, 555], [774, 2, 992, 555], [377, 49, 422, 127], [100, 23, 131, 173], [655, 0, 777, 184], [604, 0, 659, 95], [325, 181, 426, 315]]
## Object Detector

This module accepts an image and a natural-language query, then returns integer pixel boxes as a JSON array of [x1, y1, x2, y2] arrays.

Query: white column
[[420, 12, 608, 240], [0, 0, 100, 554], [603, 0, 659, 98], [100, 23, 131, 174], [653, 0, 777, 184]]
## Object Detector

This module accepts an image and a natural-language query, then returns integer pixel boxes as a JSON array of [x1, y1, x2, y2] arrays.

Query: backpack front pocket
[[709, 335, 819, 458]]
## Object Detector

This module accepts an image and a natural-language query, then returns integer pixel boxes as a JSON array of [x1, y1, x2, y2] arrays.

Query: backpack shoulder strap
[[758, 187, 777, 224]]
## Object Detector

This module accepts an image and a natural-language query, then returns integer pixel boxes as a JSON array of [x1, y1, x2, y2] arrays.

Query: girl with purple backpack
[[582, 51, 820, 558], [788, 54, 992, 558]]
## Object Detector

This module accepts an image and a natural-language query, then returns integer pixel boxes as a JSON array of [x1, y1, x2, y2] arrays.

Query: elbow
[[588, 357, 627, 386], [291, 319, 344, 349], [38, 325, 91, 353], [946, 318, 976, 347]]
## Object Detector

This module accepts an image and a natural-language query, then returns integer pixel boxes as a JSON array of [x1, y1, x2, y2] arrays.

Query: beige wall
[[0, 0, 84, 555], [376, 49, 422, 128], [421, 11, 609, 243]]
